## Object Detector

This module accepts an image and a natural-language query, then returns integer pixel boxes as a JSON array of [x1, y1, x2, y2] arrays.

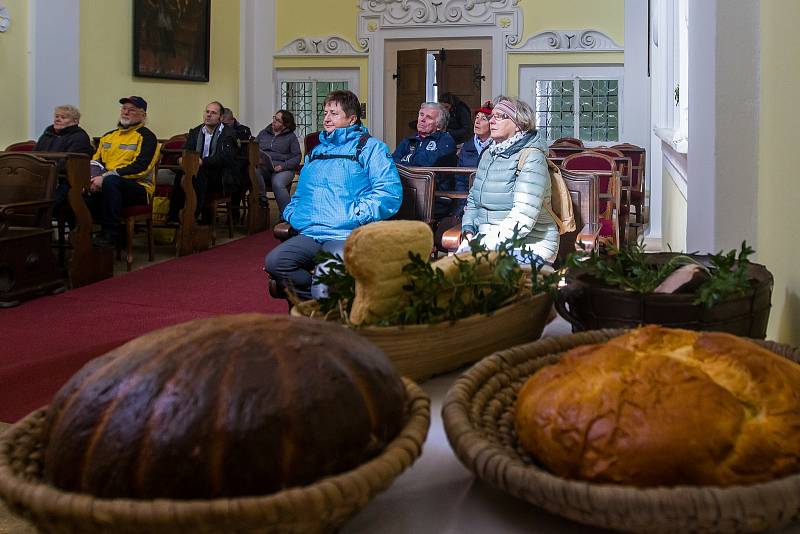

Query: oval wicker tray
[[442, 330, 800, 534], [294, 292, 554, 382], [0, 379, 430, 534]]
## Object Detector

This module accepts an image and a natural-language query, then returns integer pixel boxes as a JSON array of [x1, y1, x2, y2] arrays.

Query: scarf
[[488, 130, 526, 156], [474, 135, 493, 154]]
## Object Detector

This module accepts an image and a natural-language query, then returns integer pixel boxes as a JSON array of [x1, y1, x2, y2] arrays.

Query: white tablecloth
[[341, 318, 609, 534]]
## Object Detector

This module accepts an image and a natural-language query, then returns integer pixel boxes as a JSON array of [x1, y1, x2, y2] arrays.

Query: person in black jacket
[[438, 92, 473, 145], [221, 108, 252, 222], [168, 101, 238, 223], [34, 105, 94, 223]]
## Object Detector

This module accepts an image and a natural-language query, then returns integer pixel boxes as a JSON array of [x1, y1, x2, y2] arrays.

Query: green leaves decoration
[[312, 228, 557, 326], [694, 241, 755, 308], [565, 240, 755, 308]]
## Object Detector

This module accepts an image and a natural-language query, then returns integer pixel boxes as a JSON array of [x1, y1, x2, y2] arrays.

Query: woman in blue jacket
[[265, 90, 402, 301]]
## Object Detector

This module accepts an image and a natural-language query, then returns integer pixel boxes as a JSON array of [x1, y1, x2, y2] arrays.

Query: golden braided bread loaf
[[344, 220, 433, 325], [515, 326, 800, 486]]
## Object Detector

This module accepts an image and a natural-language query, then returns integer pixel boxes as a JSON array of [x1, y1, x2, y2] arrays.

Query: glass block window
[[280, 80, 349, 138], [532, 76, 621, 144], [535, 80, 575, 140]]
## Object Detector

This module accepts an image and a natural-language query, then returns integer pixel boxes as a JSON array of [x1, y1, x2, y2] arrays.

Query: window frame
[[274, 68, 360, 138], [520, 64, 624, 146]]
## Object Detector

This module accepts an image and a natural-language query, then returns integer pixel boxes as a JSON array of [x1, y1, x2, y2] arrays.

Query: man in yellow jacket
[[86, 96, 158, 248]]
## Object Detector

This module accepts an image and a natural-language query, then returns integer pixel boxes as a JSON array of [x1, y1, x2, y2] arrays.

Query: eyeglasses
[[489, 112, 511, 122], [120, 106, 143, 114]]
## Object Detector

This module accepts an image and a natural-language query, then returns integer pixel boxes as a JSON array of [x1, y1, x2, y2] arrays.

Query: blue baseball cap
[[119, 96, 147, 111]]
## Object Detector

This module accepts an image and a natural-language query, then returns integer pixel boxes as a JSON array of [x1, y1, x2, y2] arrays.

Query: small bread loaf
[[344, 220, 433, 325], [431, 252, 499, 307], [515, 325, 800, 487]]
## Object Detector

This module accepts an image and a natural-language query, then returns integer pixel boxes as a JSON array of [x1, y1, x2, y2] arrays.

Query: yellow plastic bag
[[151, 196, 176, 245]]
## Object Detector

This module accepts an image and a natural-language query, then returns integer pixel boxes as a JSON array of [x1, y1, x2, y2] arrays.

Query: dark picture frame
[[133, 0, 211, 82]]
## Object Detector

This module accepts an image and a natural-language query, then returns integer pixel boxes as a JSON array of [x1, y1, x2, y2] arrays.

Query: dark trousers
[[168, 168, 224, 222], [84, 175, 147, 238], [258, 168, 295, 218], [53, 179, 74, 228], [264, 234, 345, 301]]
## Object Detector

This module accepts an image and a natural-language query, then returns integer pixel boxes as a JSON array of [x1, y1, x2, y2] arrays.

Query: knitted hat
[[475, 100, 493, 116]]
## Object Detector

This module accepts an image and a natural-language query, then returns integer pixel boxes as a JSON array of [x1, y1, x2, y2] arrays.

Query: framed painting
[[133, 0, 211, 82]]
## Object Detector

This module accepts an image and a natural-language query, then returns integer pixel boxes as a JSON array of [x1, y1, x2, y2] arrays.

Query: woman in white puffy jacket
[[459, 95, 559, 266]]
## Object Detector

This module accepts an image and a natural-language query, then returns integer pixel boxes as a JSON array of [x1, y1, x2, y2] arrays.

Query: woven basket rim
[[295, 291, 551, 333], [442, 329, 800, 532], [0, 378, 430, 528]]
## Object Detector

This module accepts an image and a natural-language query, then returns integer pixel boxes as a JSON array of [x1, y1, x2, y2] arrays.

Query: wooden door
[[435, 49, 483, 113], [395, 49, 427, 144]]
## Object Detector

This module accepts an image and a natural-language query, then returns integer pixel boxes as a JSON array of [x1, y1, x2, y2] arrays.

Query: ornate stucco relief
[[275, 36, 366, 56], [357, 0, 522, 51], [512, 30, 623, 52]]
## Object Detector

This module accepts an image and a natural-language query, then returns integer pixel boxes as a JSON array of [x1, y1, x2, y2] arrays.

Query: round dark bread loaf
[[42, 314, 406, 499], [515, 325, 800, 487]]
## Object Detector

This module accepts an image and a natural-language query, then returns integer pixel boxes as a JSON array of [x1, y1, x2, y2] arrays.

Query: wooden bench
[[243, 140, 269, 234], [4, 151, 115, 288], [153, 137, 267, 255], [0, 152, 64, 305]]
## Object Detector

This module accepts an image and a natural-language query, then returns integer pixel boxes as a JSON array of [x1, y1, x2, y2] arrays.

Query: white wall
[[239, 0, 275, 132], [687, 0, 759, 253], [29, 0, 80, 137]]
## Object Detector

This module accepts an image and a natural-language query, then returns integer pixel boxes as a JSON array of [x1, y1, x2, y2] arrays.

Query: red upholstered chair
[[561, 151, 621, 247], [119, 202, 154, 271], [117, 143, 161, 271], [207, 192, 235, 246], [293, 131, 322, 177], [155, 134, 187, 197], [303, 131, 322, 155], [4, 140, 37, 152], [552, 136, 583, 147], [612, 143, 647, 225], [588, 148, 630, 191], [548, 144, 585, 158]]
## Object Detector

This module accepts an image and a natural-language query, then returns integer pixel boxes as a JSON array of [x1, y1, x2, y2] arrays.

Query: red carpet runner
[[0, 232, 288, 422]]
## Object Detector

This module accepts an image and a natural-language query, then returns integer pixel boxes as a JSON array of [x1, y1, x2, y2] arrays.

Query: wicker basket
[[0, 379, 430, 534], [442, 330, 800, 533], [556, 254, 774, 338], [294, 292, 554, 382]]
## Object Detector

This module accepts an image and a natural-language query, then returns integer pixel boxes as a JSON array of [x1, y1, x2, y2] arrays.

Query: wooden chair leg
[[226, 202, 234, 238], [126, 217, 135, 272], [147, 217, 154, 262], [210, 201, 217, 247]]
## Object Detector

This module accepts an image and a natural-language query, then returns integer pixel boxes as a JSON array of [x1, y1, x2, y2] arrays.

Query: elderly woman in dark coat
[[34, 105, 94, 222]]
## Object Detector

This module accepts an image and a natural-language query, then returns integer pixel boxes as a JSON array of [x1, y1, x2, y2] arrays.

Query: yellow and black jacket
[[92, 122, 158, 197]]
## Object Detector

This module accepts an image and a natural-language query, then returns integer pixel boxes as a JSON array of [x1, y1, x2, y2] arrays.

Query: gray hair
[[54, 104, 81, 122], [420, 102, 449, 130], [492, 95, 536, 132]]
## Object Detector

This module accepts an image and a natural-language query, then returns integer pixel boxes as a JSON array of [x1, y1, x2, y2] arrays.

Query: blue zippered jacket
[[284, 124, 402, 242], [392, 130, 457, 167]]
